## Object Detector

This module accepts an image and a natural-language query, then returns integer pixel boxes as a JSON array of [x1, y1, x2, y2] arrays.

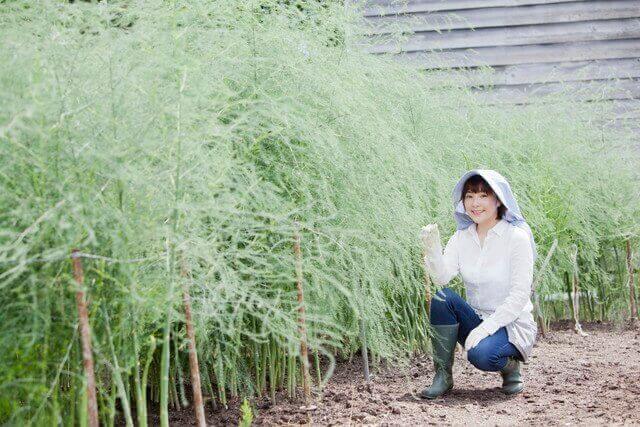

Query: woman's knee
[[467, 345, 503, 372], [432, 287, 459, 305], [429, 288, 458, 324], [430, 287, 456, 314]]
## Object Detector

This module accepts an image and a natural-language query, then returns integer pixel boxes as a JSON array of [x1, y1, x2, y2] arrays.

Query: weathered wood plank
[[422, 58, 640, 86], [608, 99, 640, 119], [399, 39, 640, 68], [476, 78, 640, 104], [597, 118, 640, 141], [368, 19, 640, 53], [365, 1, 640, 34], [362, 0, 585, 16]]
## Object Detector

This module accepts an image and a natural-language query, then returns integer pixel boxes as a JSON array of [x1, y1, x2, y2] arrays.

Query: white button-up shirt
[[424, 218, 537, 361]]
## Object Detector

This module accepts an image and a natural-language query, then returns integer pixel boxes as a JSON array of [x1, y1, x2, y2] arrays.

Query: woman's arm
[[423, 230, 460, 287], [480, 227, 534, 335]]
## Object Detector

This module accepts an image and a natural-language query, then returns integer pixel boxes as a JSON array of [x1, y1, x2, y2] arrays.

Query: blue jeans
[[430, 287, 523, 371]]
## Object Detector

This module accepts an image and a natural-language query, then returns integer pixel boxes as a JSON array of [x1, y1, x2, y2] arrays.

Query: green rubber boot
[[500, 357, 524, 395], [420, 323, 459, 399]]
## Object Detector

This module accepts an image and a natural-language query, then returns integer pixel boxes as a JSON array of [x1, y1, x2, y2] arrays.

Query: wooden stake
[[569, 245, 588, 337], [359, 318, 371, 383], [531, 239, 558, 338], [180, 259, 207, 427], [293, 223, 312, 404], [421, 248, 432, 316], [626, 240, 638, 322], [71, 250, 99, 427]]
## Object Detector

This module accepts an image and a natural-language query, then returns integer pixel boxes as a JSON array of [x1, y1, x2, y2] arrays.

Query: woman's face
[[464, 190, 501, 225]]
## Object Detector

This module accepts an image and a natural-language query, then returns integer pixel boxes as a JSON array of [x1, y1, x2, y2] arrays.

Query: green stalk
[[268, 340, 277, 403], [230, 366, 238, 398], [71, 379, 79, 427], [252, 318, 261, 396], [171, 370, 180, 409], [202, 363, 218, 411], [107, 382, 117, 427], [287, 353, 296, 399], [215, 346, 227, 408], [137, 336, 156, 427], [77, 379, 87, 427], [260, 342, 268, 396], [279, 346, 286, 392], [161, 63, 187, 427], [102, 309, 134, 427], [173, 333, 189, 408], [314, 350, 321, 386], [52, 385, 60, 427], [133, 331, 145, 427]]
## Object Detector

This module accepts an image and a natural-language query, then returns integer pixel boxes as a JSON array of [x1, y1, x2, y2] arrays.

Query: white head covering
[[452, 169, 538, 261]]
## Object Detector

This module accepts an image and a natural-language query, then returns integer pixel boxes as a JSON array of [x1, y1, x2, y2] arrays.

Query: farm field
[[166, 321, 640, 426], [1, 1, 639, 426]]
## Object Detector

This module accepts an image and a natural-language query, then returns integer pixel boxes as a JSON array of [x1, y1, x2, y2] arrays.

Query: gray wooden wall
[[360, 0, 640, 131]]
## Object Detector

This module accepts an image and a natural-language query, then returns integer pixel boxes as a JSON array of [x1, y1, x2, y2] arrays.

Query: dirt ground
[[170, 320, 640, 426]]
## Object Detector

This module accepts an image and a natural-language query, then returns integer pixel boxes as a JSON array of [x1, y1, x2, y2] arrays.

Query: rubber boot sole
[[420, 383, 453, 400]]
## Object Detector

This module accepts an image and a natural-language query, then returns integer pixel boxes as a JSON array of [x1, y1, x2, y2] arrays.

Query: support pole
[[359, 318, 371, 383], [71, 250, 99, 427], [294, 223, 312, 404], [626, 240, 638, 322], [180, 259, 207, 427], [531, 239, 558, 338], [421, 248, 432, 316], [570, 245, 588, 337]]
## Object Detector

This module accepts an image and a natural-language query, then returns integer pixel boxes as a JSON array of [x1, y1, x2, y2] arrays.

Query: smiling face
[[464, 190, 501, 224], [462, 175, 503, 225]]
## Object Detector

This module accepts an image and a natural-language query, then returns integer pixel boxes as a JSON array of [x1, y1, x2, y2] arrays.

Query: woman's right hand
[[420, 224, 441, 252]]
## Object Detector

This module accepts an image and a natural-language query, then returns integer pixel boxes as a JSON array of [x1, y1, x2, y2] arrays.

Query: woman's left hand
[[464, 323, 491, 351]]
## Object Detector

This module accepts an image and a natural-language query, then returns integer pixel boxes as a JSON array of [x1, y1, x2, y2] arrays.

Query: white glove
[[464, 323, 491, 351], [420, 224, 441, 253]]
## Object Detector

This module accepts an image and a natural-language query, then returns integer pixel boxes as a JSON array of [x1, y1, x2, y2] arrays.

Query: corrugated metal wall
[[360, 0, 640, 129]]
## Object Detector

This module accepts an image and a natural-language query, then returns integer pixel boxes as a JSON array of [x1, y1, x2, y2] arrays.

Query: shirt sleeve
[[423, 231, 460, 287], [481, 228, 534, 335]]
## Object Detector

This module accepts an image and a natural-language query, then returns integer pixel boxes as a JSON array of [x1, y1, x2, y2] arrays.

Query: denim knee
[[467, 345, 503, 372], [432, 287, 457, 304], [430, 287, 459, 324]]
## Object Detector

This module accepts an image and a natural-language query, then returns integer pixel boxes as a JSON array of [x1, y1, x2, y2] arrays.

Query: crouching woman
[[420, 169, 538, 399]]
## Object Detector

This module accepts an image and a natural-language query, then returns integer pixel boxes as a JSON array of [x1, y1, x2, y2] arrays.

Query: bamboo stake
[[531, 239, 558, 338], [532, 288, 546, 338], [179, 259, 207, 426], [71, 250, 99, 427], [421, 248, 432, 315], [359, 318, 371, 383], [356, 276, 371, 383], [569, 245, 588, 337], [293, 222, 312, 404], [626, 240, 638, 322]]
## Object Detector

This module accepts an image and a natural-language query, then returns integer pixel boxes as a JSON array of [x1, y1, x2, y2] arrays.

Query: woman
[[419, 169, 537, 399]]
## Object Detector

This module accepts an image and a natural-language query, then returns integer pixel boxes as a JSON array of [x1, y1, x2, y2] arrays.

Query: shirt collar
[[467, 218, 508, 237], [489, 219, 508, 236]]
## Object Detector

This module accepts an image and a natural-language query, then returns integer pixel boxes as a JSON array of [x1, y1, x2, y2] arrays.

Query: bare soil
[[168, 320, 640, 426]]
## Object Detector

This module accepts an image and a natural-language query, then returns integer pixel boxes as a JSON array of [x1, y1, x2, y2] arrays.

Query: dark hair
[[462, 175, 507, 219]]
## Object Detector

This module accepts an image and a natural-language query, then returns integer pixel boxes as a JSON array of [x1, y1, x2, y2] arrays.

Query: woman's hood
[[452, 169, 538, 261]]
